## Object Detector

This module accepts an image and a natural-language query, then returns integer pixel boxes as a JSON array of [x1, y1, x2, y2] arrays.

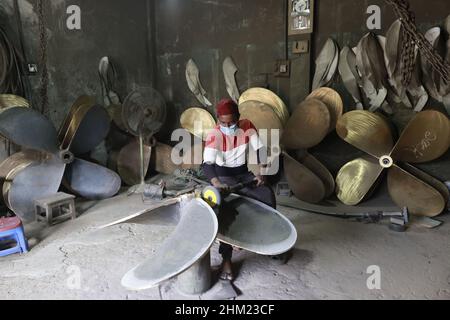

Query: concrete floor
[[0, 193, 449, 300]]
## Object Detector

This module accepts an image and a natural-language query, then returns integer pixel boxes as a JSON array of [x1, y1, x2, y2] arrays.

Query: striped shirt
[[203, 119, 264, 178]]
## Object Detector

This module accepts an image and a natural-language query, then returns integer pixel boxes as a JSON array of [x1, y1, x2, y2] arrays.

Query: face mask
[[220, 124, 237, 136]]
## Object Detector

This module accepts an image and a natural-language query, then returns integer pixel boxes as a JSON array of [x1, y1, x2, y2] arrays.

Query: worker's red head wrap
[[216, 99, 239, 117]]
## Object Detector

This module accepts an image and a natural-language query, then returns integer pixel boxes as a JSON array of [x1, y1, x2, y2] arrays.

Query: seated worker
[[202, 98, 276, 281]]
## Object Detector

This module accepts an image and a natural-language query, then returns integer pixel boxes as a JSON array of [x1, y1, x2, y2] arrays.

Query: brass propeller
[[336, 109, 450, 216], [0, 96, 121, 222]]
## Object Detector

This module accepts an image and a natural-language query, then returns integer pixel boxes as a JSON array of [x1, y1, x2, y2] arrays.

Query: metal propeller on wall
[[281, 87, 342, 204], [0, 96, 121, 222], [335, 109, 450, 217]]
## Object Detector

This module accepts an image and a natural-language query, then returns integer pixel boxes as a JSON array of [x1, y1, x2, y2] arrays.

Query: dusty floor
[[0, 193, 449, 300]]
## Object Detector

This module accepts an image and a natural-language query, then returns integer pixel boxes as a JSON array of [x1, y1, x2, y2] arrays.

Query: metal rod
[[139, 133, 145, 185]]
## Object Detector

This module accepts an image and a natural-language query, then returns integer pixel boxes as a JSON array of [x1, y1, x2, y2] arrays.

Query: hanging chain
[[37, 0, 49, 116], [385, 0, 450, 85]]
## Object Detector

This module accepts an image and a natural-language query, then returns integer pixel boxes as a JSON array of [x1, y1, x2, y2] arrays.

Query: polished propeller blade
[[335, 156, 385, 206], [3, 154, 66, 223], [180, 107, 216, 141], [239, 88, 290, 125], [64, 158, 121, 200], [117, 140, 151, 186], [388, 165, 446, 217], [306, 87, 343, 132], [239, 100, 283, 149], [59, 96, 111, 155], [283, 152, 326, 204], [336, 110, 394, 158], [391, 110, 450, 163], [0, 94, 29, 109], [122, 199, 218, 290], [0, 107, 59, 153], [282, 98, 330, 149]]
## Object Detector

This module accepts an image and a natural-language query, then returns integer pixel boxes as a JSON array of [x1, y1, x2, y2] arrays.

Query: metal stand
[[128, 133, 151, 195], [175, 251, 212, 295]]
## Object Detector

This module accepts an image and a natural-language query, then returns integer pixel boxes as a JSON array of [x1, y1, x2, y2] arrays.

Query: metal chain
[[37, 0, 49, 116], [385, 0, 450, 84]]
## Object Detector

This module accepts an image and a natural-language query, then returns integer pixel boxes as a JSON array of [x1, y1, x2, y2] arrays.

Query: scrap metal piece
[[306, 87, 343, 132], [186, 59, 212, 107], [312, 38, 339, 90], [338, 47, 363, 109], [222, 56, 240, 103], [121, 199, 218, 290], [390, 110, 450, 163], [336, 110, 394, 158], [282, 98, 330, 149], [217, 194, 297, 255], [180, 107, 216, 141], [388, 165, 445, 217], [239, 87, 289, 125], [117, 140, 152, 186], [283, 152, 326, 204], [356, 33, 388, 111], [336, 156, 384, 206], [0, 107, 59, 154], [64, 158, 121, 200]]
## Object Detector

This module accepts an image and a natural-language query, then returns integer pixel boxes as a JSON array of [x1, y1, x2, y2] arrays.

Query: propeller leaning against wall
[[281, 87, 343, 204], [0, 96, 121, 222], [335, 109, 450, 217]]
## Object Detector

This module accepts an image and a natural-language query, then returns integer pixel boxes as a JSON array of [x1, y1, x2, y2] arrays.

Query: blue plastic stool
[[0, 217, 29, 257]]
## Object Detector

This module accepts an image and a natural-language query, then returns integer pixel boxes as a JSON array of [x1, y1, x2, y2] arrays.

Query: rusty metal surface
[[282, 98, 330, 149], [306, 87, 343, 132]]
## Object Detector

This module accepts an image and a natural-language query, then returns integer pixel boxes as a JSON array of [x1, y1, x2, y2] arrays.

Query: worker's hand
[[211, 178, 230, 192], [254, 174, 266, 187]]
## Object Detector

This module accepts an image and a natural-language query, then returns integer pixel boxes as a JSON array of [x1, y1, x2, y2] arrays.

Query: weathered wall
[[0, 0, 155, 128]]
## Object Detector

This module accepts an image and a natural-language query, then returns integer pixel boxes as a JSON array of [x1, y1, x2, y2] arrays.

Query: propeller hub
[[60, 150, 74, 164], [379, 155, 393, 168]]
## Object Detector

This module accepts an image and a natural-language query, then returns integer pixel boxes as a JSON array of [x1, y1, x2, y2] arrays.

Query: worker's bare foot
[[219, 260, 234, 281]]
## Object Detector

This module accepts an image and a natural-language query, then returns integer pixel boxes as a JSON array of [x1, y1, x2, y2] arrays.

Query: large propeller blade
[[388, 165, 446, 217], [336, 110, 394, 158], [335, 156, 385, 206], [391, 110, 450, 163], [283, 152, 326, 204], [0, 107, 59, 154], [3, 155, 66, 223], [282, 98, 330, 149], [64, 158, 121, 200], [121, 199, 218, 290], [306, 87, 343, 132]]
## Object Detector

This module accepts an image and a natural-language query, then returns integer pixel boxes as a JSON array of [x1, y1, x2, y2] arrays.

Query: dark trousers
[[217, 171, 276, 260]]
